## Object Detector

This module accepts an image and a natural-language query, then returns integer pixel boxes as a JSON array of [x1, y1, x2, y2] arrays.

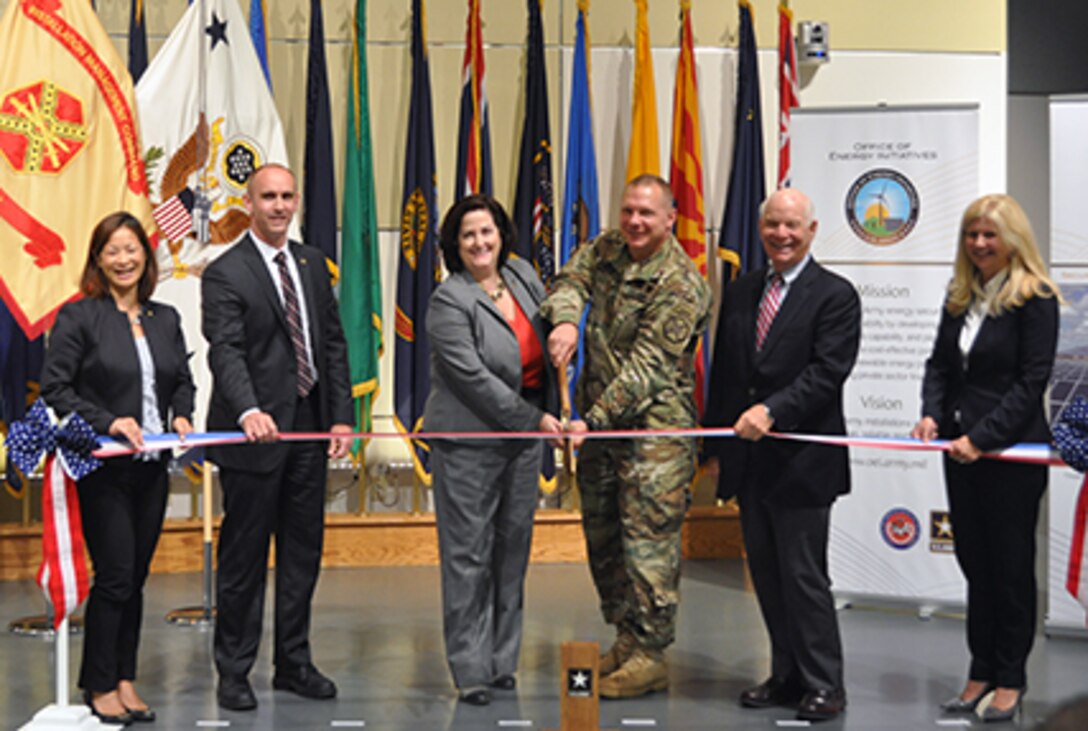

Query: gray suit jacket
[[424, 257, 557, 444]]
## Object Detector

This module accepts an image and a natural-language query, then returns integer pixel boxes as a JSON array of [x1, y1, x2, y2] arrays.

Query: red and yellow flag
[[668, 0, 707, 415], [0, 0, 154, 338], [626, 0, 659, 180]]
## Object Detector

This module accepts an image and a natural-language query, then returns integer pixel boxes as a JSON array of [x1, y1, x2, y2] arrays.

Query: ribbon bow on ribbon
[[5, 399, 101, 480], [1052, 396, 1088, 617]]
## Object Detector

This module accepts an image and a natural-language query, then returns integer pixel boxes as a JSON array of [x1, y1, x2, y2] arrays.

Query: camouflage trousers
[[578, 437, 694, 650]]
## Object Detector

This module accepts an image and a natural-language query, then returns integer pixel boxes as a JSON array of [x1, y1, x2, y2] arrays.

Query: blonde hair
[[946, 194, 1061, 316]]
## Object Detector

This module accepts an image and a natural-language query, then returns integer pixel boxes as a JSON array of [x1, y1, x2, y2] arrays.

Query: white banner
[[1047, 95, 1088, 632], [792, 106, 979, 606]]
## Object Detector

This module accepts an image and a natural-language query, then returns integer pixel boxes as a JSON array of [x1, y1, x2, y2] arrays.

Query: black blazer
[[704, 260, 861, 508], [41, 297, 195, 436], [201, 235, 353, 471], [921, 292, 1058, 451]]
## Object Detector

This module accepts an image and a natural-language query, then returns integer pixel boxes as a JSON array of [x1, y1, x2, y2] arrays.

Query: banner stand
[[18, 617, 108, 730]]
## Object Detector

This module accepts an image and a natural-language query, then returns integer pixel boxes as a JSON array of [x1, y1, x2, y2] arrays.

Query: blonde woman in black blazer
[[912, 194, 1059, 723], [42, 212, 194, 725], [424, 195, 562, 706]]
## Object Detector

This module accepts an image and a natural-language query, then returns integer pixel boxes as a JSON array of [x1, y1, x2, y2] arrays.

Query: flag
[[0, 299, 43, 499], [303, 0, 338, 282], [128, 0, 148, 81], [512, 0, 555, 284], [1068, 476, 1088, 613], [340, 0, 383, 446], [559, 0, 600, 420], [626, 0, 659, 180], [453, 0, 491, 200], [560, 0, 600, 266], [777, 1, 799, 188], [136, 0, 292, 278], [668, 0, 708, 416], [0, 0, 156, 339], [249, 0, 272, 90], [395, 0, 439, 484], [719, 0, 767, 282]]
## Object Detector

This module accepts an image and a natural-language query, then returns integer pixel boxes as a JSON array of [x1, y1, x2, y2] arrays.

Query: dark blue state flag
[[512, 0, 556, 493], [0, 299, 44, 498], [719, 0, 767, 283], [512, 0, 554, 285], [303, 0, 338, 282], [395, 0, 439, 484], [128, 0, 148, 81], [558, 1, 599, 421]]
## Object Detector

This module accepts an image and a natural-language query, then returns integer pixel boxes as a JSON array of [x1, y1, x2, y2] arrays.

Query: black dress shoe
[[491, 675, 516, 690], [739, 677, 804, 708], [83, 690, 133, 726], [459, 687, 491, 706], [797, 688, 847, 721], [940, 683, 996, 713], [272, 663, 337, 699], [217, 676, 257, 711], [123, 706, 156, 723]]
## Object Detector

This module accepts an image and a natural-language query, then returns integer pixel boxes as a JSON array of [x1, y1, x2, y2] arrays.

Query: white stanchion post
[[18, 617, 111, 730]]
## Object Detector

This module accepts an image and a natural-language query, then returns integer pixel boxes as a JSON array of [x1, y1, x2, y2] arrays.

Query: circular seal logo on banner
[[222, 139, 262, 190], [880, 507, 920, 550], [845, 169, 920, 246]]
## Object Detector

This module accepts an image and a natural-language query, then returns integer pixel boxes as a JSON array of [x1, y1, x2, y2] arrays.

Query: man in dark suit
[[201, 164, 353, 711], [704, 188, 861, 722]]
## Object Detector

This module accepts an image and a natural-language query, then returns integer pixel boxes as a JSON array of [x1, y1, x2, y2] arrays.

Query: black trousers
[[738, 492, 843, 692], [77, 459, 168, 692], [214, 394, 329, 678], [944, 456, 1046, 689]]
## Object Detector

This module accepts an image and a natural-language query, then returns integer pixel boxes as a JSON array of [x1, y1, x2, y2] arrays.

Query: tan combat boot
[[599, 629, 637, 677], [598, 646, 668, 699]]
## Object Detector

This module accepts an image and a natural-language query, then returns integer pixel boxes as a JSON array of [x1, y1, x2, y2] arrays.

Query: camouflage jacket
[[541, 230, 711, 430]]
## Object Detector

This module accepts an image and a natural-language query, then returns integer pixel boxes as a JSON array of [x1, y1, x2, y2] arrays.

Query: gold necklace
[[486, 279, 506, 302]]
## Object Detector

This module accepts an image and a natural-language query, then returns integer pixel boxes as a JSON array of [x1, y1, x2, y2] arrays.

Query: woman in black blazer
[[41, 212, 195, 725], [912, 194, 1059, 723], [424, 195, 562, 706]]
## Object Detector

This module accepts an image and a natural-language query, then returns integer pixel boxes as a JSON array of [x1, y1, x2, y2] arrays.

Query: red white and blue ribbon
[[5, 400, 99, 628]]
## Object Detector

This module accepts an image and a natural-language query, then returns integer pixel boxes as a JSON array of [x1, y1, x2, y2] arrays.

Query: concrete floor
[[2, 559, 1086, 729]]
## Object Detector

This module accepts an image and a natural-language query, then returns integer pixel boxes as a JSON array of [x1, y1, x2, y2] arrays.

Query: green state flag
[[340, 0, 383, 441]]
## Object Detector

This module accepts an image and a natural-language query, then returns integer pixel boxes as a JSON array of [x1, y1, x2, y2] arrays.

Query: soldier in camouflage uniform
[[541, 175, 711, 698]]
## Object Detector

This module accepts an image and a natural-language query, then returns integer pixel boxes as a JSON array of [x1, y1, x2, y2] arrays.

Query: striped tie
[[755, 273, 783, 351], [274, 252, 315, 397]]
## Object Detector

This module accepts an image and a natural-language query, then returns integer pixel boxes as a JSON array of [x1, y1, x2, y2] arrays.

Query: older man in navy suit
[[704, 188, 861, 722], [202, 164, 353, 711]]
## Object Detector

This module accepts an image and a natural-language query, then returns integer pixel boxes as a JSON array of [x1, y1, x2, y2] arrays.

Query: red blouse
[[508, 297, 544, 390]]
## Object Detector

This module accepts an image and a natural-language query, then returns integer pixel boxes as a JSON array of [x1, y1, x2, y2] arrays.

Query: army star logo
[[567, 668, 592, 697]]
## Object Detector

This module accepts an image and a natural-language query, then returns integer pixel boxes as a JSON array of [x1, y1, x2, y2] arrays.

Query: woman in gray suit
[[425, 195, 562, 706]]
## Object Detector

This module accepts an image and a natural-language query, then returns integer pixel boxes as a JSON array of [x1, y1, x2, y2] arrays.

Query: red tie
[[274, 252, 315, 397], [755, 273, 783, 351]]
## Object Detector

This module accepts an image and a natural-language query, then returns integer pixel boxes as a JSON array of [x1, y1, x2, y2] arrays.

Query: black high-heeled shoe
[[940, 683, 996, 713], [83, 690, 133, 726], [123, 705, 156, 723], [981, 687, 1025, 723]]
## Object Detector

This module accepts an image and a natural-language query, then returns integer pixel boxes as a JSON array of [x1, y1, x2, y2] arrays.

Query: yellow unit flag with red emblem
[[0, 0, 154, 338]]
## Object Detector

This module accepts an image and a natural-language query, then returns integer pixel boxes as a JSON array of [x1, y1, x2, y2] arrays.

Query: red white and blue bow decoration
[[1053, 396, 1088, 616], [5, 399, 100, 628]]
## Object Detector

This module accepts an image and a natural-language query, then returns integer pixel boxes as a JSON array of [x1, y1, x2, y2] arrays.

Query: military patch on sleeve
[[660, 310, 696, 351]]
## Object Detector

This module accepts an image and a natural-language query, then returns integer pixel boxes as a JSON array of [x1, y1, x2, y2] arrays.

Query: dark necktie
[[755, 273, 783, 351], [274, 252, 314, 397]]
